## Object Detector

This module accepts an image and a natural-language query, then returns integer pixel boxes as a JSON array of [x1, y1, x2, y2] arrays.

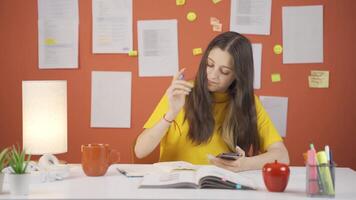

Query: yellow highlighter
[[317, 151, 335, 195]]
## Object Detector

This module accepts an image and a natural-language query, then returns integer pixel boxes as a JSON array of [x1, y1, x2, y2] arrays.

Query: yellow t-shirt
[[143, 93, 282, 165]]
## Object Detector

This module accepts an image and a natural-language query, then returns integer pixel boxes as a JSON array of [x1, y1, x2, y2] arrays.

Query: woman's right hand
[[165, 68, 194, 120]]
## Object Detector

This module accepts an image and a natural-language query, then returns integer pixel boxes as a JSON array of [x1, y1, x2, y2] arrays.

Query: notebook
[[139, 162, 257, 190]]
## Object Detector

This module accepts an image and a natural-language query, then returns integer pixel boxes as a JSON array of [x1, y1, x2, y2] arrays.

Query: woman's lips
[[208, 80, 218, 85]]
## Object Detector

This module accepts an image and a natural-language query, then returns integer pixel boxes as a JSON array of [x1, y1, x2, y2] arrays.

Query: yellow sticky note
[[311, 70, 329, 78], [187, 11, 197, 22], [176, 0, 185, 6], [44, 38, 57, 45], [273, 44, 283, 55], [308, 76, 329, 88], [128, 50, 138, 57], [212, 0, 222, 4], [192, 48, 203, 56], [309, 70, 329, 88], [271, 73, 281, 82], [212, 23, 222, 32]]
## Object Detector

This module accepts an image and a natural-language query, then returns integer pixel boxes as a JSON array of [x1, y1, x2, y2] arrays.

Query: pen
[[325, 145, 330, 162], [117, 168, 127, 176], [328, 148, 335, 186]]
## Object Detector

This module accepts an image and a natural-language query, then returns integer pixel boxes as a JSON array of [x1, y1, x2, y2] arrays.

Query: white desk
[[0, 164, 355, 199]]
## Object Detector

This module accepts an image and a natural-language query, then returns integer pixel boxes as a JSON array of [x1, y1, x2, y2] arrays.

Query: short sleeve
[[255, 96, 283, 152], [143, 94, 169, 129]]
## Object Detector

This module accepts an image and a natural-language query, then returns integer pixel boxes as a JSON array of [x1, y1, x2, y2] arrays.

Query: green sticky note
[[271, 73, 281, 82]]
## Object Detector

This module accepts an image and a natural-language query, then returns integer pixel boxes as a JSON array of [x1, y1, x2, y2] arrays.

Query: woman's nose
[[210, 68, 220, 79]]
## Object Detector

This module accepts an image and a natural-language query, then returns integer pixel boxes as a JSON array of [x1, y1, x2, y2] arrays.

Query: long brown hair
[[184, 32, 260, 156]]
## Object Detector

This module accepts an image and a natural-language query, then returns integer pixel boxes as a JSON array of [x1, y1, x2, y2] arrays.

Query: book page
[[195, 166, 257, 189], [140, 171, 197, 188], [153, 161, 198, 172]]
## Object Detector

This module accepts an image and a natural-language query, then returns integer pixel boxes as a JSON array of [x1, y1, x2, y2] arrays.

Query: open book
[[139, 161, 257, 190]]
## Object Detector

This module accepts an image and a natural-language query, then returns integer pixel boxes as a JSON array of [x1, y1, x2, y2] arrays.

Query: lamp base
[[58, 160, 67, 164]]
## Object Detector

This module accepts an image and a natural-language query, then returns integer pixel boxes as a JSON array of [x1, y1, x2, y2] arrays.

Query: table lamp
[[22, 80, 67, 163]]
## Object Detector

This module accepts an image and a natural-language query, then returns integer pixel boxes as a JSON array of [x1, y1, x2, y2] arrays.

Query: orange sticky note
[[192, 48, 203, 56], [271, 73, 281, 82], [128, 50, 138, 57]]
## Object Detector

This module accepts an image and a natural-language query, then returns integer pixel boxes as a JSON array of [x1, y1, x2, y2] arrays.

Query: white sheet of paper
[[138, 20, 179, 77], [38, 20, 78, 68], [230, 0, 272, 35], [92, 0, 132, 53], [252, 43, 262, 89], [259, 96, 288, 137], [91, 71, 131, 128], [38, 0, 78, 69], [38, 0, 78, 20], [282, 5, 323, 64]]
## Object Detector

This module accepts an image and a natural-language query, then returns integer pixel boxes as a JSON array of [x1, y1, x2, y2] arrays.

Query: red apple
[[262, 160, 290, 192]]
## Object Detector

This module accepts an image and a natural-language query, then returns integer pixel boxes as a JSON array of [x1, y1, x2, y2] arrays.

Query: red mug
[[81, 144, 120, 176]]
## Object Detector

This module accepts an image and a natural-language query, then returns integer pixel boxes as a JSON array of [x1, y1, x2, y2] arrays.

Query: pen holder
[[306, 162, 335, 197]]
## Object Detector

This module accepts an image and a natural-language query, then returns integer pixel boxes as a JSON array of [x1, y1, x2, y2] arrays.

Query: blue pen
[[329, 149, 335, 186]]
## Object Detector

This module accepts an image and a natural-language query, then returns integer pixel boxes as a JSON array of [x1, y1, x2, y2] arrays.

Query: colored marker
[[307, 149, 319, 195], [317, 151, 335, 195]]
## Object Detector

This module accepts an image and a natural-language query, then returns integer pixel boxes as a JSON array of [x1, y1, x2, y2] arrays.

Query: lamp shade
[[22, 80, 67, 155]]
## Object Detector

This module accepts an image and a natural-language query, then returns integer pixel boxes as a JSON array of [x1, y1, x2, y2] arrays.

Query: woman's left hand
[[209, 146, 249, 172]]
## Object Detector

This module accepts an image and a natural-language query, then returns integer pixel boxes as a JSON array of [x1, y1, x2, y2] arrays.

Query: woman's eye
[[207, 63, 214, 68], [221, 70, 231, 75]]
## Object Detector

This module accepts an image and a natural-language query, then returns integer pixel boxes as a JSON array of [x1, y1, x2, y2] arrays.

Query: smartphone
[[216, 152, 240, 161]]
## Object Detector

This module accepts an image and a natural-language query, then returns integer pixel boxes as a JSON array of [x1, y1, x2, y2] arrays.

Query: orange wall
[[0, 0, 355, 169]]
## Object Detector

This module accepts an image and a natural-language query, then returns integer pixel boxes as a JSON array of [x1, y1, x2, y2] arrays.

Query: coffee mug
[[81, 144, 120, 176]]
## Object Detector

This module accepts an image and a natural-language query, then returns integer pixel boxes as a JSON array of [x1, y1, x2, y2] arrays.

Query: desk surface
[[0, 164, 355, 199]]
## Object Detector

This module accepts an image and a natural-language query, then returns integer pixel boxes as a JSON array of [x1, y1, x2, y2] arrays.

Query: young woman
[[134, 32, 289, 172]]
